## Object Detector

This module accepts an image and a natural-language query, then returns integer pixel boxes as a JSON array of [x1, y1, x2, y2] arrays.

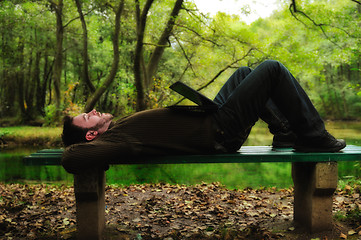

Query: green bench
[[24, 145, 361, 240]]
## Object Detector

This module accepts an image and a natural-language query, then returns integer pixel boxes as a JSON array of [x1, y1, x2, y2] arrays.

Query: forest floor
[[1, 182, 361, 240]]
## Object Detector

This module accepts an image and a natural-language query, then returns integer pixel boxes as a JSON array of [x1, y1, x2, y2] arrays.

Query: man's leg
[[212, 60, 345, 152], [259, 101, 297, 148], [213, 67, 252, 105], [214, 66, 296, 148]]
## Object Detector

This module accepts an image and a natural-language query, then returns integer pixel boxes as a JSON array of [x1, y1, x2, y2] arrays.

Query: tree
[[49, 0, 64, 122], [74, 0, 95, 94], [83, 0, 125, 112], [133, 0, 184, 111], [287, 0, 361, 119], [1, 0, 360, 124]]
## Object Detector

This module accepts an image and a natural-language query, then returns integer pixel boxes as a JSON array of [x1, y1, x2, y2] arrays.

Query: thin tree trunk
[[84, 0, 125, 112], [25, 50, 35, 119], [34, 51, 42, 116], [16, 39, 27, 122], [50, 0, 64, 122], [134, 0, 155, 111], [145, 0, 183, 88], [134, 0, 183, 111], [41, 49, 53, 114], [74, 0, 95, 93]]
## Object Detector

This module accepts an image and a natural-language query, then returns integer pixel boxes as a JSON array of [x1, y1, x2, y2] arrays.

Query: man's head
[[62, 109, 113, 147]]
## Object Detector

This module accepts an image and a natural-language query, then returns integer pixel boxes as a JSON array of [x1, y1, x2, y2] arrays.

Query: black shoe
[[294, 131, 346, 153], [272, 131, 297, 148]]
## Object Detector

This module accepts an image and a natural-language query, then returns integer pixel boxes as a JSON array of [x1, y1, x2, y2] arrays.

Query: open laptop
[[168, 81, 219, 111]]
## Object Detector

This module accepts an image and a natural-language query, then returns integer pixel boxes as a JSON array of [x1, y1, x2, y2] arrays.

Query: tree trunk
[[25, 50, 35, 120], [33, 51, 42, 116], [134, 0, 183, 111], [145, 0, 183, 88], [16, 39, 27, 122], [134, 0, 154, 111], [39, 49, 53, 115], [50, 0, 64, 122], [83, 0, 125, 112], [0, 16, 16, 117], [75, 0, 95, 93]]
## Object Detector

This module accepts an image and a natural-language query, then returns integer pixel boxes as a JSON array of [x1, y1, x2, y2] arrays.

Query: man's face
[[73, 109, 113, 134]]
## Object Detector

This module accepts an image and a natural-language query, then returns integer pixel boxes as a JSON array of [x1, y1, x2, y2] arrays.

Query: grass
[[106, 161, 293, 189], [0, 126, 62, 146]]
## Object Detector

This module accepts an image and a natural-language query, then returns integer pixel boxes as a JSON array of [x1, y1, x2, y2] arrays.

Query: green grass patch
[[0, 126, 62, 146], [106, 162, 293, 189]]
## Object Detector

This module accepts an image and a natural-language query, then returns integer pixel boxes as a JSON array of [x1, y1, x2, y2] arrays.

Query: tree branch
[[289, 1, 343, 48], [175, 23, 222, 47], [173, 35, 197, 78], [197, 48, 255, 92], [172, 48, 255, 105], [63, 8, 93, 29]]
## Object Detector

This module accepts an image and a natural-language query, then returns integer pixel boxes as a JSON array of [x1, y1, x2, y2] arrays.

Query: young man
[[61, 60, 346, 174]]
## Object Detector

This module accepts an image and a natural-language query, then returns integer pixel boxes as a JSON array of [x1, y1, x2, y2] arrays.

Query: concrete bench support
[[292, 162, 338, 232], [74, 169, 106, 240]]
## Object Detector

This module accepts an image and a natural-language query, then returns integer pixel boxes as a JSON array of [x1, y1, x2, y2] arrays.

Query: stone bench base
[[292, 162, 338, 232]]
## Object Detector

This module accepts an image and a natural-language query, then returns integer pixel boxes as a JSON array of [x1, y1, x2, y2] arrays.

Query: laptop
[[168, 81, 219, 111]]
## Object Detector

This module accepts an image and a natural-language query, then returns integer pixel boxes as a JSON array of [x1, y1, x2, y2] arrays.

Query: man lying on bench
[[61, 60, 346, 174]]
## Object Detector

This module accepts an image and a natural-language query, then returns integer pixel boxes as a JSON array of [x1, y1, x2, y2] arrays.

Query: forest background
[[0, 0, 360, 126]]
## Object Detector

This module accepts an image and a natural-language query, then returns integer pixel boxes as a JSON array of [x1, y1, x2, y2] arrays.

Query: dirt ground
[[1, 182, 361, 239]]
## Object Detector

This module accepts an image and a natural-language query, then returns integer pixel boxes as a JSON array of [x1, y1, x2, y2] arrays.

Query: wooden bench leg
[[74, 169, 105, 240], [292, 162, 338, 232]]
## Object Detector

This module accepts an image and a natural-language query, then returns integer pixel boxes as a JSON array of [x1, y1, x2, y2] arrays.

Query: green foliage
[[43, 104, 59, 126], [0, 130, 11, 139], [0, 0, 360, 122]]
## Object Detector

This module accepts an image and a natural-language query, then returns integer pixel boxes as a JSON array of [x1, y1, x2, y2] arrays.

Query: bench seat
[[24, 145, 361, 165], [23, 145, 361, 240]]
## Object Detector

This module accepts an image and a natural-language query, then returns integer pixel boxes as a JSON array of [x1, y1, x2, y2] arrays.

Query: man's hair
[[61, 115, 89, 147]]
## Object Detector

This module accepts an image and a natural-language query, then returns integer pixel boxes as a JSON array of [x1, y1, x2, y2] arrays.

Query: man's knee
[[263, 59, 281, 67], [237, 66, 252, 74], [263, 59, 285, 71]]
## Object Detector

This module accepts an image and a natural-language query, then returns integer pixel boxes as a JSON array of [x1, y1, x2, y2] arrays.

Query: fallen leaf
[[340, 232, 347, 239], [63, 218, 70, 225]]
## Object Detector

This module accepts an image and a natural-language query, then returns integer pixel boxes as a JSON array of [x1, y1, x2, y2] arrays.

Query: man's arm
[[62, 138, 139, 174]]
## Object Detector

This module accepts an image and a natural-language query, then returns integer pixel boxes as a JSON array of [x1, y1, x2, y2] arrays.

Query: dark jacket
[[62, 108, 220, 174]]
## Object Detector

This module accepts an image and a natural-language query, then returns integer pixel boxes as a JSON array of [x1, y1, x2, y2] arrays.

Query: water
[[1, 121, 361, 189], [0, 147, 73, 184]]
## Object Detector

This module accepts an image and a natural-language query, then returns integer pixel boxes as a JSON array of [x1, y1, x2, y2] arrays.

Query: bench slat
[[23, 145, 361, 166]]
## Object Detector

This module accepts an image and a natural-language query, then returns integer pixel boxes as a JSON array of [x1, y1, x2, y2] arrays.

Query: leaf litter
[[1, 182, 361, 239]]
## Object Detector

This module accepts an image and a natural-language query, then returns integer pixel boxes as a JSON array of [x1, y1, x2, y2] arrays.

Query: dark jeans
[[212, 60, 325, 152]]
